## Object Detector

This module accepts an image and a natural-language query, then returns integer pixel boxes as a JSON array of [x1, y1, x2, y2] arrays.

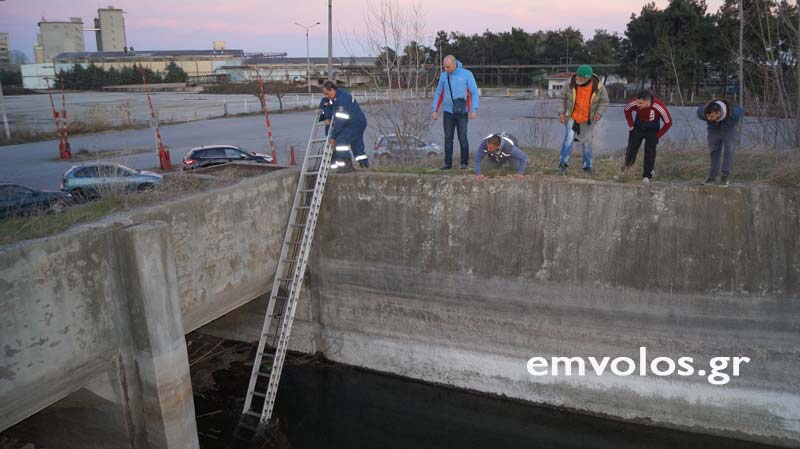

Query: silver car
[[373, 134, 441, 164], [62, 162, 163, 200]]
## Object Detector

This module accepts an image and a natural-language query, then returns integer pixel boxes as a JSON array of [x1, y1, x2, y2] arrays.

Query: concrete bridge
[[1, 170, 799, 448]]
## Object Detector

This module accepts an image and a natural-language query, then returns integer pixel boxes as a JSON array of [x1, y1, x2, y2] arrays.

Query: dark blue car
[[0, 183, 72, 220]]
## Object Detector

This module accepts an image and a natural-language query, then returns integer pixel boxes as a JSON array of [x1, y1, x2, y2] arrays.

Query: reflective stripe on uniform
[[336, 145, 351, 152], [354, 154, 368, 161], [335, 112, 350, 119]]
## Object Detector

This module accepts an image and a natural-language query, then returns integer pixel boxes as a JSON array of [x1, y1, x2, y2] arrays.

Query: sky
[[1, 0, 725, 60]]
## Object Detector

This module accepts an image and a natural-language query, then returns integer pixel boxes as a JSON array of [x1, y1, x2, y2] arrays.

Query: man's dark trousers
[[625, 128, 659, 179], [443, 111, 469, 167]]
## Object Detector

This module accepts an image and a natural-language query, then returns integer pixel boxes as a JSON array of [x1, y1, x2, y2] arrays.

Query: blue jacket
[[431, 60, 479, 114], [330, 88, 367, 143], [319, 97, 333, 122], [697, 100, 744, 130]]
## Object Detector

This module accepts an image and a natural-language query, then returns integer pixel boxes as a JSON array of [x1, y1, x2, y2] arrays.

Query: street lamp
[[295, 21, 320, 106]]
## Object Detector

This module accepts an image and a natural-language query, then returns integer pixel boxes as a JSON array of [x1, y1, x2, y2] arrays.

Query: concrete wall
[[0, 169, 297, 445], [294, 174, 799, 446], [3, 170, 799, 446]]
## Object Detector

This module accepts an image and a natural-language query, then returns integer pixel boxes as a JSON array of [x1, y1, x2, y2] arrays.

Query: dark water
[[188, 334, 783, 449]]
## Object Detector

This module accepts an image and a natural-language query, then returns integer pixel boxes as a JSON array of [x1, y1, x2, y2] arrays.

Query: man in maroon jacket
[[623, 90, 673, 183]]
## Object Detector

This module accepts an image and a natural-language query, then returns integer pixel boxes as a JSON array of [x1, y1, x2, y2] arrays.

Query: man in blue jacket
[[324, 81, 369, 170], [431, 55, 479, 170], [697, 99, 744, 187]]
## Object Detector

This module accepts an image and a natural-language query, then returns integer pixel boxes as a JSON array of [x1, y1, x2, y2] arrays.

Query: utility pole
[[0, 75, 9, 140], [795, 0, 800, 148], [295, 21, 320, 107], [738, 0, 744, 107], [327, 0, 333, 83]]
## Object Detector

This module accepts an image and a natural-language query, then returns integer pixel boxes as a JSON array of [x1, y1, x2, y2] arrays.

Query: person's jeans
[[443, 112, 470, 167], [558, 119, 592, 168], [708, 127, 738, 178]]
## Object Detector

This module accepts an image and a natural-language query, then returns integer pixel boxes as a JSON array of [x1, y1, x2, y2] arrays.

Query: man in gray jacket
[[474, 133, 528, 181]]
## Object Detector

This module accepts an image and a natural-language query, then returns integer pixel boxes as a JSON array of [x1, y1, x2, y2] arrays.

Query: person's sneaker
[[438, 165, 452, 170], [642, 177, 650, 184], [704, 177, 716, 185], [583, 167, 593, 176], [460, 162, 469, 169], [559, 164, 568, 176], [721, 174, 730, 187]]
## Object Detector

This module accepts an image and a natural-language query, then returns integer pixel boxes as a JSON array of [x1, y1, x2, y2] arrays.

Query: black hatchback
[[0, 183, 72, 220], [183, 145, 274, 170]]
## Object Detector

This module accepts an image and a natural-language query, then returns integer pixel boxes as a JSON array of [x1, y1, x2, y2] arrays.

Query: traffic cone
[[289, 146, 297, 166], [271, 146, 278, 164]]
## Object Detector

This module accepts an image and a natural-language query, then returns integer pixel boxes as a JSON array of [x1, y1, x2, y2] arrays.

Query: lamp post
[[295, 21, 320, 107]]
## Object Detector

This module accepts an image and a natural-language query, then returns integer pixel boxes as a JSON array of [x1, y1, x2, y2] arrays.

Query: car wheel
[[137, 183, 155, 191], [47, 199, 69, 214], [426, 151, 440, 166], [71, 188, 89, 203]]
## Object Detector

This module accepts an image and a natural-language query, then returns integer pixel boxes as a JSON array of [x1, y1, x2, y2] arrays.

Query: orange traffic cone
[[271, 146, 278, 164], [289, 146, 297, 166]]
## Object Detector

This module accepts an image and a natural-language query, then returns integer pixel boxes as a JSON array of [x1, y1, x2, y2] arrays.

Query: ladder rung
[[307, 154, 324, 159], [289, 224, 305, 228], [311, 138, 328, 143], [251, 391, 266, 398], [295, 206, 311, 210], [285, 240, 303, 245], [303, 172, 319, 176], [299, 189, 315, 193], [243, 410, 261, 418], [272, 295, 289, 301], [257, 370, 272, 377], [277, 277, 295, 282], [282, 258, 298, 264]]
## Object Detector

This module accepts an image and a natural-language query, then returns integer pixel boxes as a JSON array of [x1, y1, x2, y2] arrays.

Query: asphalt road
[[0, 97, 747, 190]]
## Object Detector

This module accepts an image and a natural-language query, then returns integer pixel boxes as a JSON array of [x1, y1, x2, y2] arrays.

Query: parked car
[[62, 162, 163, 200], [373, 134, 441, 164], [182, 145, 273, 170], [0, 183, 72, 219]]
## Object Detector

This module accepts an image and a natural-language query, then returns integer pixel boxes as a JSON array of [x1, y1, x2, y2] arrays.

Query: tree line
[[58, 62, 188, 90], [375, 0, 796, 99]]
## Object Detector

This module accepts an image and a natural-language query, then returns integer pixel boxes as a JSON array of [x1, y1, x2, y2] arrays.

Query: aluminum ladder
[[235, 113, 335, 441]]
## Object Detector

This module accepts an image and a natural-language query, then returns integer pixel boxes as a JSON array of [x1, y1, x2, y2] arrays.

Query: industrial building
[[94, 6, 127, 52], [0, 33, 10, 65], [34, 18, 86, 64], [21, 49, 244, 89], [217, 55, 376, 86]]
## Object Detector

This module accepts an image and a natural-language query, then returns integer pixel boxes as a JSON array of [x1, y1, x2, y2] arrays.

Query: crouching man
[[474, 133, 528, 181]]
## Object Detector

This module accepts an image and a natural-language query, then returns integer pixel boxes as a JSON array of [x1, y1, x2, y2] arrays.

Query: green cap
[[576, 65, 593, 78]]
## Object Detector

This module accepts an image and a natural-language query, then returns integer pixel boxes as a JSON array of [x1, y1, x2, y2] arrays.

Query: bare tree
[[342, 0, 438, 166]]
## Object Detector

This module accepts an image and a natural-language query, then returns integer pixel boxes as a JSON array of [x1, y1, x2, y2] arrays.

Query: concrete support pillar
[[117, 222, 199, 449]]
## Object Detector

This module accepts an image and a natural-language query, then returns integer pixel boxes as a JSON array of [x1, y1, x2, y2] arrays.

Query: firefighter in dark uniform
[[474, 133, 528, 180], [322, 81, 369, 170], [319, 96, 333, 135]]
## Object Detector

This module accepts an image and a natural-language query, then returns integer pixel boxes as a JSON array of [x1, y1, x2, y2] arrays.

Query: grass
[[371, 144, 800, 188]]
